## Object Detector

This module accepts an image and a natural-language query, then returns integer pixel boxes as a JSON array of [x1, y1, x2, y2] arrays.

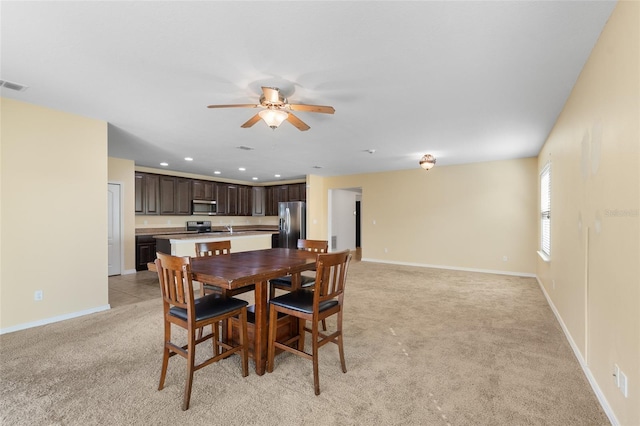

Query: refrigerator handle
[[286, 207, 291, 233]]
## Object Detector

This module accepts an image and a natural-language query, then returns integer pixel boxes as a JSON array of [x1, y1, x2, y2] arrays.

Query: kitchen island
[[154, 230, 277, 257]]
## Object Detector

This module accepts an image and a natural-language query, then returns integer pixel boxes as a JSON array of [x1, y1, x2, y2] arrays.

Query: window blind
[[540, 162, 551, 256]]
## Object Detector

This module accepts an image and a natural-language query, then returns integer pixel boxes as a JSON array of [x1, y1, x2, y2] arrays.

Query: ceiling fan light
[[258, 109, 288, 129], [419, 154, 436, 170]]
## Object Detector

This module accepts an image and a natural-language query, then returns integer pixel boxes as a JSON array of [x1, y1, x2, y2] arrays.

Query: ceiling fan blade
[[240, 113, 262, 128], [288, 104, 335, 114], [261, 87, 281, 103], [207, 104, 258, 109], [287, 113, 310, 131]]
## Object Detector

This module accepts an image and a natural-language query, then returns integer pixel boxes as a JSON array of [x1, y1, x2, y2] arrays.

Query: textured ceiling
[[1, 1, 616, 183]]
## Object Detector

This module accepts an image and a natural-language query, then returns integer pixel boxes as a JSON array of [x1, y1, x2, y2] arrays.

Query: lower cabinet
[[136, 235, 157, 271]]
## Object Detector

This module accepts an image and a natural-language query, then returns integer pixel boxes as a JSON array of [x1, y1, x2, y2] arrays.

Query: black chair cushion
[[270, 275, 315, 289], [269, 289, 338, 314], [169, 294, 248, 322]]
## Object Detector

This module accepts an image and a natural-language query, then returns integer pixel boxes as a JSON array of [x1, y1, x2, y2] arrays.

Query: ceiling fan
[[207, 86, 335, 131]]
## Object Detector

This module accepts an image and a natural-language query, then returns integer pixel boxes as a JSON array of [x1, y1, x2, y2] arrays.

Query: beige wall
[[309, 157, 538, 275], [1, 98, 109, 332], [536, 2, 639, 424], [108, 157, 136, 273]]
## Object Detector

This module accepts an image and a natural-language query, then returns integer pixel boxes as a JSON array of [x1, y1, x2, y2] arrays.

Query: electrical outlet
[[34, 290, 43, 301], [619, 370, 628, 398], [502, 255, 508, 262], [613, 364, 620, 387], [384, 248, 388, 253]]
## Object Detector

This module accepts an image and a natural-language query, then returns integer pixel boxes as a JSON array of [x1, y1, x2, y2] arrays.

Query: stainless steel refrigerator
[[278, 201, 306, 248]]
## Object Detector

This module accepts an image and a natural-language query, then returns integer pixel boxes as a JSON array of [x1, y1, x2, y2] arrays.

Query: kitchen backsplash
[[135, 215, 278, 229]]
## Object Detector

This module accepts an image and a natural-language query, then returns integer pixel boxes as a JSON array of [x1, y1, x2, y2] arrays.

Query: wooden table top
[[149, 248, 318, 289], [190, 248, 318, 289]]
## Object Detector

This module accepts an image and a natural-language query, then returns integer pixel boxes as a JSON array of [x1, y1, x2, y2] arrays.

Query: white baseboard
[[0, 304, 111, 335], [535, 277, 618, 426], [360, 258, 536, 278], [122, 268, 137, 275]]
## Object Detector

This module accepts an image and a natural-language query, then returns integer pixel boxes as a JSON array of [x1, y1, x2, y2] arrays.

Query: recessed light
[[274, 174, 281, 178], [184, 157, 193, 161], [213, 171, 221, 175], [239, 167, 246, 171], [160, 162, 169, 166], [312, 165, 323, 169], [252, 177, 258, 181]]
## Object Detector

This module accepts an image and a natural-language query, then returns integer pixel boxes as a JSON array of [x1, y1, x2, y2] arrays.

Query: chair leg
[[321, 319, 327, 331], [239, 309, 249, 377], [158, 322, 171, 391], [266, 305, 278, 373], [212, 321, 220, 356], [337, 311, 347, 373], [298, 317, 306, 352], [182, 331, 196, 411], [269, 284, 276, 300], [311, 319, 320, 395]]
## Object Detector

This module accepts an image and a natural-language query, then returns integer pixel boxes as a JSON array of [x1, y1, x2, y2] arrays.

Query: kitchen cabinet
[[175, 178, 191, 214], [135, 172, 160, 215], [192, 180, 214, 201], [215, 183, 228, 215], [135, 235, 157, 271], [238, 185, 252, 216], [226, 184, 239, 215], [288, 183, 306, 201], [252, 187, 266, 216], [135, 170, 305, 217], [159, 176, 191, 215]]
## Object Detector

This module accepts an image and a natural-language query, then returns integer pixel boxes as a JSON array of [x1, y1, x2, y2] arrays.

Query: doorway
[[108, 183, 122, 276], [355, 200, 361, 248], [328, 188, 362, 253]]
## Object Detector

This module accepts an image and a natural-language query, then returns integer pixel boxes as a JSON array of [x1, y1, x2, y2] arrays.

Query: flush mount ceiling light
[[258, 109, 289, 129], [419, 154, 436, 170]]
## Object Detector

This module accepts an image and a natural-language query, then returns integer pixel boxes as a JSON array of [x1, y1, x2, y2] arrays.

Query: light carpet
[[0, 261, 609, 425]]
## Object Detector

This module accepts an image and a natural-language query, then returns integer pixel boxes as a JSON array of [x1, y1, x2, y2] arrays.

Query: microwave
[[191, 200, 217, 215]]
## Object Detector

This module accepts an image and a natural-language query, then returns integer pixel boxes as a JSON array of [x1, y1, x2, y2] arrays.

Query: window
[[540, 162, 551, 258]]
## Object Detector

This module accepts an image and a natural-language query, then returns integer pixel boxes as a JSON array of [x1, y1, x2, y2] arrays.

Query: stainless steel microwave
[[191, 200, 217, 215]]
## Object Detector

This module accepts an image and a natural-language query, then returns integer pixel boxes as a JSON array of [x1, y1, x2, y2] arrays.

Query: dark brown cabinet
[[288, 183, 306, 201], [135, 172, 160, 215], [159, 176, 191, 215], [135, 235, 157, 271], [175, 178, 191, 215], [238, 185, 252, 216], [215, 183, 228, 215], [136, 171, 305, 216], [226, 184, 239, 215], [192, 180, 214, 201], [159, 176, 176, 215]]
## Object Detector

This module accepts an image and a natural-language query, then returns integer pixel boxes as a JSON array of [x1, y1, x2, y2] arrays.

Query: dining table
[[151, 247, 318, 375]]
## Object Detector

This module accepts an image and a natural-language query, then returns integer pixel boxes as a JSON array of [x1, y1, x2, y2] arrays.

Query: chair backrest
[[195, 240, 231, 257], [313, 250, 352, 306], [297, 239, 329, 253], [155, 252, 195, 312]]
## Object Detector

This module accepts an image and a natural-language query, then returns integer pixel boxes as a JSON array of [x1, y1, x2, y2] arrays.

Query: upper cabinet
[[252, 187, 266, 216], [135, 172, 160, 215], [136, 171, 304, 216], [159, 176, 191, 215], [192, 180, 214, 201]]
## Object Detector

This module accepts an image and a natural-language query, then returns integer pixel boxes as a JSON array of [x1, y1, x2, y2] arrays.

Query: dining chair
[[195, 241, 255, 298], [154, 252, 249, 411], [269, 239, 329, 330], [266, 249, 352, 395]]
